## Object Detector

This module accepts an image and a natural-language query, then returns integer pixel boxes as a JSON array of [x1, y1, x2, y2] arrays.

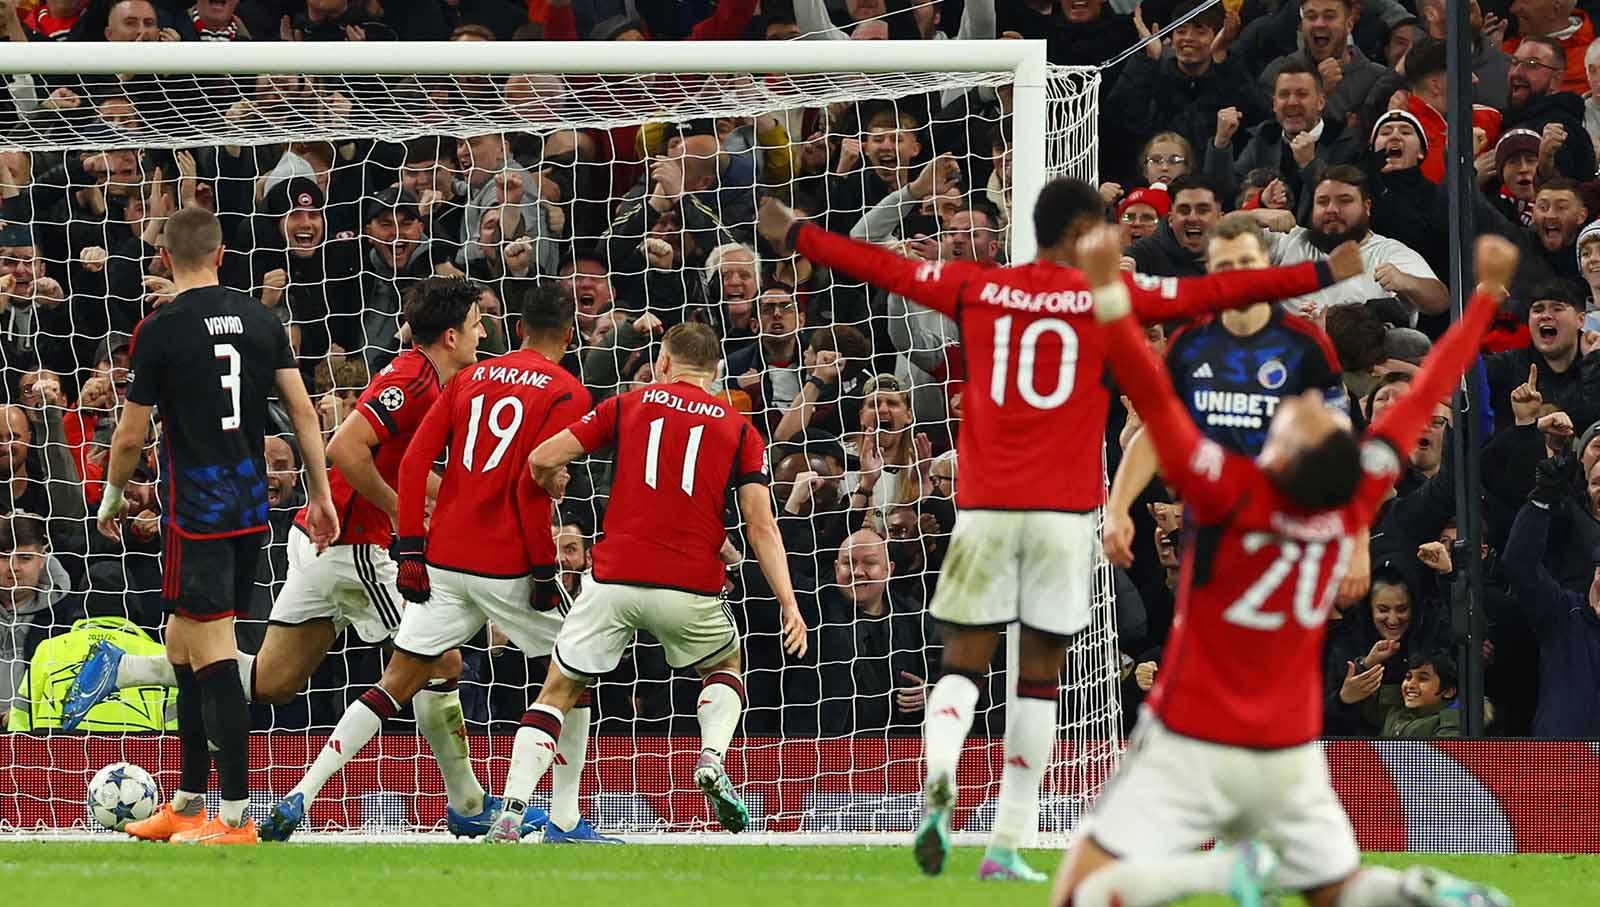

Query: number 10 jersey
[[127, 285, 294, 538]]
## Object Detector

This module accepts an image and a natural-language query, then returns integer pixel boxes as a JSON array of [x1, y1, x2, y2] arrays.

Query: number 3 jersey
[[127, 286, 294, 538], [790, 222, 1345, 512], [1103, 286, 1502, 749], [398, 348, 590, 577]]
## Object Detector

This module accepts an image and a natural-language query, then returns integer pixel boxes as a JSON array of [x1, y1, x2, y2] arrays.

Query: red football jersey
[[567, 380, 768, 595], [295, 348, 440, 546], [1104, 288, 1501, 748], [398, 349, 590, 577], [793, 223, 1342, 511]]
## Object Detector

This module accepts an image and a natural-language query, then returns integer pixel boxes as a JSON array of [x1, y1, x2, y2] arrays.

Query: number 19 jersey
[[397, 349, 590, 577], [567, 380, 768, 596]]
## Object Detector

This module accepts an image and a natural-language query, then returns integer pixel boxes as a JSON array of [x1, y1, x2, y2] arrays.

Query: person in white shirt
[[1260, 164, 1448, 323]]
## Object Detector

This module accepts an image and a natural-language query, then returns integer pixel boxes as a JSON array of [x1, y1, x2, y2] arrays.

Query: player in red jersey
[[496, 322, 808, 840], [757, 182, 1366, 880], [1053, 228, 1515, 907], [261, 283, 605, 841]]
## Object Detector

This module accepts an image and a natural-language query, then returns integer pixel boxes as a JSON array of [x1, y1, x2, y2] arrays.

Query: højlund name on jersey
[[977, 282, 1096, 314], [641, 387, 725, 418], [470, 364, 553, 388], [204, 315, 245, 336]]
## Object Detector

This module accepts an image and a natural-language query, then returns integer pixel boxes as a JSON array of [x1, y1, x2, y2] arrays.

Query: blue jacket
[[1500, 502, 1600, 737]]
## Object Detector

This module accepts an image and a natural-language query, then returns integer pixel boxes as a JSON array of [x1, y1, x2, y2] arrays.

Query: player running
[[1055, 226, 1514, 907], [755, 182, 1365, 881], [502, 322, 809, 841], [68, 277, 518, 838], [261, 282, 616, 843], [99, 206, 338, 845]]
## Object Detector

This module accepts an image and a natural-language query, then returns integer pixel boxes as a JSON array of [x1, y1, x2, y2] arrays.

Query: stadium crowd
[[0, 0, 1596, 744]]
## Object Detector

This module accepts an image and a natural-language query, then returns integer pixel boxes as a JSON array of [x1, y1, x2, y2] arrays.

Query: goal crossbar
[[0, 39, 1050, 262]]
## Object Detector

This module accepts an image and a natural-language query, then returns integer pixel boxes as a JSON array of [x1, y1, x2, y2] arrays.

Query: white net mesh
[[0, 59, 1116, 837]]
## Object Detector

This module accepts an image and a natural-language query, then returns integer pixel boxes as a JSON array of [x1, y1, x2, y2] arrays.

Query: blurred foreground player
[[757, 181, 1366, 881], [99, 206, 338, 844], [1054, 226, 1514, 907]]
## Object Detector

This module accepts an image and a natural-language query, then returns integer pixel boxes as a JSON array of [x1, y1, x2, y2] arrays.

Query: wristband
[[97, 484, 125, 522], [805, 376, 838, 402], [1091, 281, 1131, 323]]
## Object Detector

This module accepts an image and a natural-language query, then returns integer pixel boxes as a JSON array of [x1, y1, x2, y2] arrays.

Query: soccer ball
[[87, 762, 158, 831]]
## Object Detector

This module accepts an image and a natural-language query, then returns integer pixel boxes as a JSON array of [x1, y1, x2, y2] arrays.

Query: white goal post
[[0, 40, 1116, 840]]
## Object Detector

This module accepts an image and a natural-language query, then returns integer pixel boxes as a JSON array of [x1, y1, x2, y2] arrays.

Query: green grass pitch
[[2, 843, 1595, 906]]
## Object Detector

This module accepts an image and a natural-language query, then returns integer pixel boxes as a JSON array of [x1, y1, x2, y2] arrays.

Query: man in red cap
[[1117, 187, 1170, 247]]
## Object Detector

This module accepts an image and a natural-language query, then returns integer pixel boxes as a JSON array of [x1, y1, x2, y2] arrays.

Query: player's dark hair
[[1318, 165, 1370, 201], [1408, 651, 1458, 696], [1033, 177, 1106, 251], [519, 280, 575, 340], [404, 277, 481, 347], [163, 206, 223, 270], [1273, 58, 1324, 92], [1268, 426, 1363, 511], [663, 322, 721, 371]]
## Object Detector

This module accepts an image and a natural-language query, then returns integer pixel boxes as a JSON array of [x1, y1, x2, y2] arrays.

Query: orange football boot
[[125, 803, 207, 841], [171, 815, 259, 845]]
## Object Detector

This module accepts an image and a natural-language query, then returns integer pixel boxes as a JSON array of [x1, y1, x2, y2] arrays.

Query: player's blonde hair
[[662, 323, 721, 372], [163, 206, 224, 270]]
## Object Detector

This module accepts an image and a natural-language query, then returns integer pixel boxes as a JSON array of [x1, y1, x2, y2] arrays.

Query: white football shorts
[[1082, 710, 1362, 891], [390, 567, 563, 660], [269, 531, 403, 644], [552, 577, 738, 681], [928, 509, 1095, 637]]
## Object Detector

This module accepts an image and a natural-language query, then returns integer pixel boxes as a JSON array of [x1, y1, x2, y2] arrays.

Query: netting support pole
[[1007, 43, 1049, 264]]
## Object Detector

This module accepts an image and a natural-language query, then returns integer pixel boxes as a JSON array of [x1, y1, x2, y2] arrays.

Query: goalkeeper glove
[[392, 536, 431, 604], [530, 564, 563, 613]]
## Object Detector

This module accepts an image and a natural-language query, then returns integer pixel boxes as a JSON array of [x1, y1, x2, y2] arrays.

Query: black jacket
[[1502, 92, 1598, 181], [1103, 53, 1269, 181], [1127, 222, 1205, 277], [1205, 115, 1364, 207], [1500, 502, 1600, 737], [1485, 344, 1600, 434]]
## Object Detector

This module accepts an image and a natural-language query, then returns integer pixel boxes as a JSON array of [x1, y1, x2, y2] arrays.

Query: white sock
[[292, 689, 394, 804], [1336, 867, 1416, 907], [989, 691, 1053, 851], [922, 673, 979, 795], [236, 653, 255, 702], [413, 683, 485, 816], [696, 672, 744, 761], [502, 704, 564, 806], [172, 789, 204, 814], [1073, 851, 1234, 906], [219, 798, 249, 827], [116, 654, 176, 688], [117, 652, 254, 702], [549, 706, 590, 831]]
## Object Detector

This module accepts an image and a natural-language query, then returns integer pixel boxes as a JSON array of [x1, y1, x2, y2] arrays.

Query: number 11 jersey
[[567, 381, 768, 596], [398, 348, 590, 577], [127, 285, 294, 538]]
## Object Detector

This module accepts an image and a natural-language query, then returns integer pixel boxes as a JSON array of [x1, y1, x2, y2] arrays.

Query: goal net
[[0, 41, 1117, 838]]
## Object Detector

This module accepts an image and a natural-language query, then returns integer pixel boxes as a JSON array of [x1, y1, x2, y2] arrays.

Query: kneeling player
[[1052, 227, 1512, 907], [68, 278, 513, 836], [264, 284, 616, 843], [497, 323, 808, 840]]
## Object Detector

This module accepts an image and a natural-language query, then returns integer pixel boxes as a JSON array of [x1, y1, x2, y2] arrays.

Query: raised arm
[[1127, 240, 1362, 323], [761, 199, 979, 318]]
